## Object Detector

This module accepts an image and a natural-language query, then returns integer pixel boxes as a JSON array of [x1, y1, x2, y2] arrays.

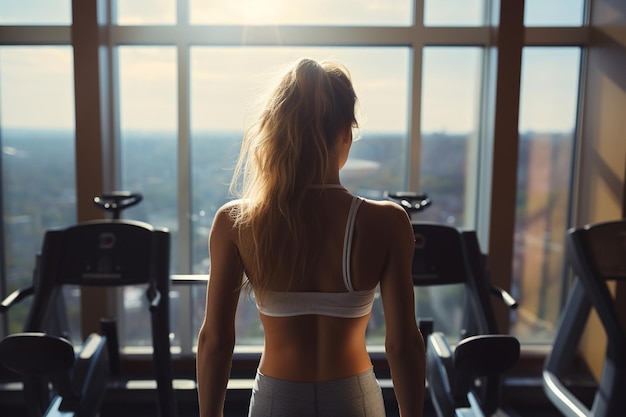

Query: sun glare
[[235, 0, 282, 25]]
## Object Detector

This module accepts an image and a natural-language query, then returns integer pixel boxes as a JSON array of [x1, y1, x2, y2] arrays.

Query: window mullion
[[408, 46, 423, 192], [177, 45, 192, 275], [407, 0, 423, 192], [524, 27, 590, 46], [175, 41, 194, 356], [0, 26, 70, 45]]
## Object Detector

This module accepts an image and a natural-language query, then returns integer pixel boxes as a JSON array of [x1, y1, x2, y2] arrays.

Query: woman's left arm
[[197, 205, 244, 417]]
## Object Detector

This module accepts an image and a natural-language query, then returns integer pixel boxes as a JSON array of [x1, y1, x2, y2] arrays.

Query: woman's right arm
[[379, 204, 426, 417], [196, 205, 244, 417]]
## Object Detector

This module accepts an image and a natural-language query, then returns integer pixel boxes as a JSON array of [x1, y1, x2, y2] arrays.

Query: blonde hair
[[230, 58, 358, 303]]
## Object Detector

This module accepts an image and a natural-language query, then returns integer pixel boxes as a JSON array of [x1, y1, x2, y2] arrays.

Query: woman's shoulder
[[213, 199, 237, 216], [351, 197, 413, 253], [212, 200, 243, 229], [217, 199, 242, 212], [358, 196, 408, 218], [357, 197, 414, 251], [356, 196, 411, 230]]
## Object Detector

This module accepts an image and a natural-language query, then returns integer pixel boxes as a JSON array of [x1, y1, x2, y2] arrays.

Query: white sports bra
[[256, 191, 376, 318]]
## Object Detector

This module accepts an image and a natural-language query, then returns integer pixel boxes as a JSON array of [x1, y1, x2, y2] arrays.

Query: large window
[[0, 1, 589, 353], [117, 46, 179, 346], [418, 47, 483, 227], [0, 46, 77, 334], [511, 47, 582, 342]]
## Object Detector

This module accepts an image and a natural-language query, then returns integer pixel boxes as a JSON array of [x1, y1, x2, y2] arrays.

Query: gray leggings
[[248, 368, 386, 417]]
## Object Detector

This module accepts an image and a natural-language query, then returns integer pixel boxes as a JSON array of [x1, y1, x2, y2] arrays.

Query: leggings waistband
[[255, 367, 377, 388], [249, 368, 386, 417]]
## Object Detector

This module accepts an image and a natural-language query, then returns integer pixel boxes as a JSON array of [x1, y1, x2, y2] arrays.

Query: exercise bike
[[0, 192, 177, 417], [543, 220, 626, 417], [386, 191, 520, 417]]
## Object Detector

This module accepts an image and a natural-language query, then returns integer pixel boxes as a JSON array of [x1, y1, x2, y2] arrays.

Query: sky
[[0, 0, 586, 134]]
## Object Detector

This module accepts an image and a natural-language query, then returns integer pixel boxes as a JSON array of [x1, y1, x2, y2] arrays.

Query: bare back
[[232, 188, 411, 382]]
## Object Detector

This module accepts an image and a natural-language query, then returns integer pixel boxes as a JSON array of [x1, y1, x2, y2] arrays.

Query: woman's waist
[[259, 343, 372, 383], [255, 366, 378, 387]]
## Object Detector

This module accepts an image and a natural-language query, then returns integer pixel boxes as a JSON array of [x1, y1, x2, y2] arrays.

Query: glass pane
[[525, 0, 586, 27], [424, 0, 487, 26], [0, 0, 71, 25], [418, 47, 483, 228], [415, 47, 483, 341], [512, 47, 581, 342], [121, 285, 153, 348], [190, 0, 413, 26], [0, 46, 76, 334], [189, 46, 411, 345], [115, 0, 176, 25], [117, 46, 178, 346]]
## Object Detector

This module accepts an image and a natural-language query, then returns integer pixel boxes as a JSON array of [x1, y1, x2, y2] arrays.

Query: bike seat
[[454, 334, 520, 376], [0, 332, 75, 376]]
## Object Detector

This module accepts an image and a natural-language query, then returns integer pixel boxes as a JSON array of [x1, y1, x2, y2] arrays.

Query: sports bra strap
[[256, 195, 375, 318], [342, 197, 363, 292]]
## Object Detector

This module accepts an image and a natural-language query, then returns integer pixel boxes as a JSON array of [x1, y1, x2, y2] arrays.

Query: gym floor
[[0, 394, 567, 417], [96, 402, 564, 417], [93, 384, 567, 417], [0, 373, 581, 416]]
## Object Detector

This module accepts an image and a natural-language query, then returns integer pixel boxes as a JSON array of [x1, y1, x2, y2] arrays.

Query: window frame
[[0, 0, 590, 357]]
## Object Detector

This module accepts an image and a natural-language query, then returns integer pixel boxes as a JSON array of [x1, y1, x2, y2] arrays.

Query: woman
[[197, 58, 425, 417]]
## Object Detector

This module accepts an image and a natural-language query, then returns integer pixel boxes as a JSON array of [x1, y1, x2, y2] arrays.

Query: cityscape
[[2, 127, 573, 345]]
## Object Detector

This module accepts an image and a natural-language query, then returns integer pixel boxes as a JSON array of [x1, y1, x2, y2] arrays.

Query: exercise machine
[[411, 223, 519, 417], [385, 191, 432, 216], [0, 331, 109, 417], [385, 192, 519, 416], [543, 220, 626, 417], [0, 192, 177, 417]]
